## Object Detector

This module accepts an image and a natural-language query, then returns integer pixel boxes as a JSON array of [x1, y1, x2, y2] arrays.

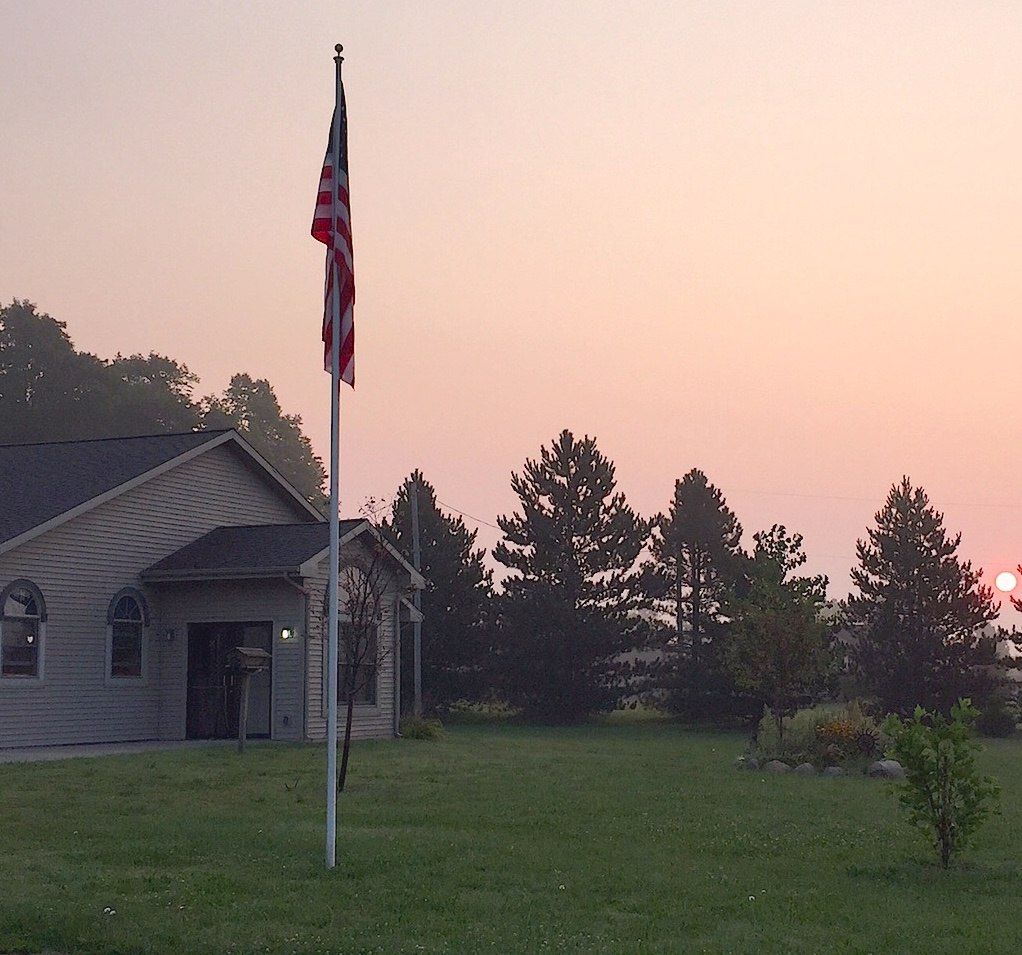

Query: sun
[[995, 571, 1017, 593]]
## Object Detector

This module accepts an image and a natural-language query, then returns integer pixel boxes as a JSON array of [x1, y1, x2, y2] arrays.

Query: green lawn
[[2, 724, 1021, 954]]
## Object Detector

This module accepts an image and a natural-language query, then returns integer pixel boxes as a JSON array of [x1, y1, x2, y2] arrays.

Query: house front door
[[186, 622, 273, 740]]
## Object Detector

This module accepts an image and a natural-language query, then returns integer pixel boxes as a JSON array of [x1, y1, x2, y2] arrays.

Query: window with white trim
[[108, 591, 147, 679], [1, 580, 45, 679]]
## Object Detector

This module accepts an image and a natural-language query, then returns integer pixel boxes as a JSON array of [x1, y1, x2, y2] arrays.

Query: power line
[[436, 499, 502, 530], [730, 487, 1022, 511], [429, 483, 1022, 541]]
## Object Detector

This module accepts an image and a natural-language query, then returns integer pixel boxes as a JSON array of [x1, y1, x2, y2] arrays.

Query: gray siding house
[[0, 429, 422, 750]]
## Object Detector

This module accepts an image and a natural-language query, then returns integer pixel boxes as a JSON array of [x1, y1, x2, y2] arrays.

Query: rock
[[868, 759, 905, 779], [793, 763, 817, 776], [733, 756, 747, 769], [822, 766, 845, 777], [763, 760, 790, 774], [746, 756, 760, 770]]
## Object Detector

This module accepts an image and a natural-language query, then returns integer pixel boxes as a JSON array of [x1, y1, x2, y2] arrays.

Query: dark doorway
[[186, 622, 273, 740]]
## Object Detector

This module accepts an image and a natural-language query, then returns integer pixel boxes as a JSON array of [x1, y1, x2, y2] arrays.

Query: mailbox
[[229, 646, 271, 674], [228, 646, 271, 752]]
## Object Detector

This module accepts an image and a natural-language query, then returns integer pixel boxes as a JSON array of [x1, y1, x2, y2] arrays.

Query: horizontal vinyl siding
[[156, 579, 305, 742], [0, 443, 313, 748], [304, 542, 398, 742]]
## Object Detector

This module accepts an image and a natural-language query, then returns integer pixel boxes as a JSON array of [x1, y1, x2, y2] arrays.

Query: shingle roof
[[143, 521, 364, 578], [0, 430, 232, 546]]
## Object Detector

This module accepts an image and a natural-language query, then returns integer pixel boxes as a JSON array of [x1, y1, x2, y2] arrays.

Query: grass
[[1, 724, 1021, 953]]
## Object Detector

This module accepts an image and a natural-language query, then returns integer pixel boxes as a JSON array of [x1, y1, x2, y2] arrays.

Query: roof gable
[[0, 429, 322, 555], [143, 521, 360, 579], [142, 519, 424, 587]]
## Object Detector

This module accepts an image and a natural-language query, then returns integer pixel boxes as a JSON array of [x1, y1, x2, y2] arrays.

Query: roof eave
[[141, 566, 302, 584], [297, 519, 426, 588]]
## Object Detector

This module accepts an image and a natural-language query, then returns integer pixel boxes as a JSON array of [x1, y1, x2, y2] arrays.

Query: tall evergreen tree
[[640, 469, 748, 718], [645, 469, 744, 659], [846, 477, 1000, 715], [492, 430, 649, 722], [382, 471, 492, 711]]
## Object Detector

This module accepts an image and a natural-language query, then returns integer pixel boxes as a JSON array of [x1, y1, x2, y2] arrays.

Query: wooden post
[[238, 671, 252, 754]]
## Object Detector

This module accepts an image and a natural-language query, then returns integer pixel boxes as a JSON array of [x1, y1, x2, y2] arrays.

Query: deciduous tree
[[723, 525, 831, 742], [201, 373, 325, 508]]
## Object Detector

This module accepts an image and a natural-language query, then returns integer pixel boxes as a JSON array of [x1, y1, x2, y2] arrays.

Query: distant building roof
[[142, 521, 361, 579], [0, 430, 232, 547]]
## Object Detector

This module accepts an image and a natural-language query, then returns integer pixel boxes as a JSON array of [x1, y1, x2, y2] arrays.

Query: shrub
[[445, 699, 520, 724], [754, 701, 879, 766], [400, 715, 445, 741], [976, 698, 1016, 738], [883, 699, 1000, 868]]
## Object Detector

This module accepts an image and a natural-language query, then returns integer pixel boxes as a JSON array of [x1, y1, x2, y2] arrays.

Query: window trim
[[105, 587, 149, 685], [322, 614, 384, 716], [0, 578, 46, 683], [338, 619, 381, 708]]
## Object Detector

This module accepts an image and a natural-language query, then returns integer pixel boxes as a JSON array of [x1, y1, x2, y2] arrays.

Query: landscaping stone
[[868, 759, 905, 779], [763, 760, 790, 773], [793, 763, 816, 776], [822, 766, 845, 777], [746, 756, 760, 770]]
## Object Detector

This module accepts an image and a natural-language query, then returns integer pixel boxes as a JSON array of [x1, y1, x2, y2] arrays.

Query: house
[[0, 429, 423, 750]]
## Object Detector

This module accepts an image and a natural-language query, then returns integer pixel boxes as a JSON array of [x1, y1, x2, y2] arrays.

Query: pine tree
[[492, 430, 649, 722], [846, 477, 1000, 715], [382, 471, 492, 711], [641, 469, 748, 718]]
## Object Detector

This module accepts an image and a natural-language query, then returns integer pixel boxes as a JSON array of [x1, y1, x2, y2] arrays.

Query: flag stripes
[[312, 94, 355, 388]]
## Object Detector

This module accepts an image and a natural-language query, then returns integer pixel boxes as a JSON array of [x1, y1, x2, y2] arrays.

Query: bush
[[976, 698, 1017, 738], [445, 699, 520, 724], [399, 715, 445, 741], [754, 701, 880, 767], [883, 699, 1000, 868]]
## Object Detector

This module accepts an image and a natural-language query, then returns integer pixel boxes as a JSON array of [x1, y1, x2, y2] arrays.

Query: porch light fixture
[[280, 627, 295, 641]]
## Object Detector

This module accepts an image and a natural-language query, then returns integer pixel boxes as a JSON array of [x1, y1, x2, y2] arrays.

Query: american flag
[[312, 80, 355, 388]]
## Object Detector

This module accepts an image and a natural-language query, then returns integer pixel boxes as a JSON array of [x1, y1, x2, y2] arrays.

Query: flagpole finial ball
[[334, 44, 344, 55]]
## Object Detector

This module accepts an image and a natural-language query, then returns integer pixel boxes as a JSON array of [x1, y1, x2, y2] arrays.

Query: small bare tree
[[334, 533, 393, 792]]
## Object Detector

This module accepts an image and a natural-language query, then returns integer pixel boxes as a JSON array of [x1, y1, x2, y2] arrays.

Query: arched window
[[1, 579, 46, 679], [107, 588, 149, 680]]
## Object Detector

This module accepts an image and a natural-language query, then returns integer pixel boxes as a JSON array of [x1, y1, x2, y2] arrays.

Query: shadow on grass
[[847, 857, 1022, 893]]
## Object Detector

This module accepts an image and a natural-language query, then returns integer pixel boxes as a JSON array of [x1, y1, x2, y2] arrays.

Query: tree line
[[0, 301, 326, 505], [4, 301, 1014, 727], [386, 431, 1017, 726]]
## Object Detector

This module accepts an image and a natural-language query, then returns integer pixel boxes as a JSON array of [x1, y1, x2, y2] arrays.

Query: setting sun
[[995, 571, 1017, 593]]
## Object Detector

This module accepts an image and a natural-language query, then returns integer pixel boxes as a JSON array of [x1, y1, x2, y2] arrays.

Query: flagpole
[[325, 42, 344, 871]]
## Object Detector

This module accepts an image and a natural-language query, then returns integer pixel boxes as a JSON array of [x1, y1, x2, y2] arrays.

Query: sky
[[2, 1, 1021, 614]]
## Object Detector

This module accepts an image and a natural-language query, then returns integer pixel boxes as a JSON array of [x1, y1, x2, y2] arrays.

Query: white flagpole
[[325, 42, 344, 871]]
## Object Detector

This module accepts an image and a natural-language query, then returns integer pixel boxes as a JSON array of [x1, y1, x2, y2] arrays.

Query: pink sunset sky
[[2, 1, 1021, 613]]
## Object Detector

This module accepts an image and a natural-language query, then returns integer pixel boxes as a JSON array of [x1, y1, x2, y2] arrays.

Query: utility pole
[[410, 476, 423, 716]]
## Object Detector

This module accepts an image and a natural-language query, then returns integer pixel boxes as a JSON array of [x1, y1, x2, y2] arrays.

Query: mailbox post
[[228, 646, 272, 753]]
